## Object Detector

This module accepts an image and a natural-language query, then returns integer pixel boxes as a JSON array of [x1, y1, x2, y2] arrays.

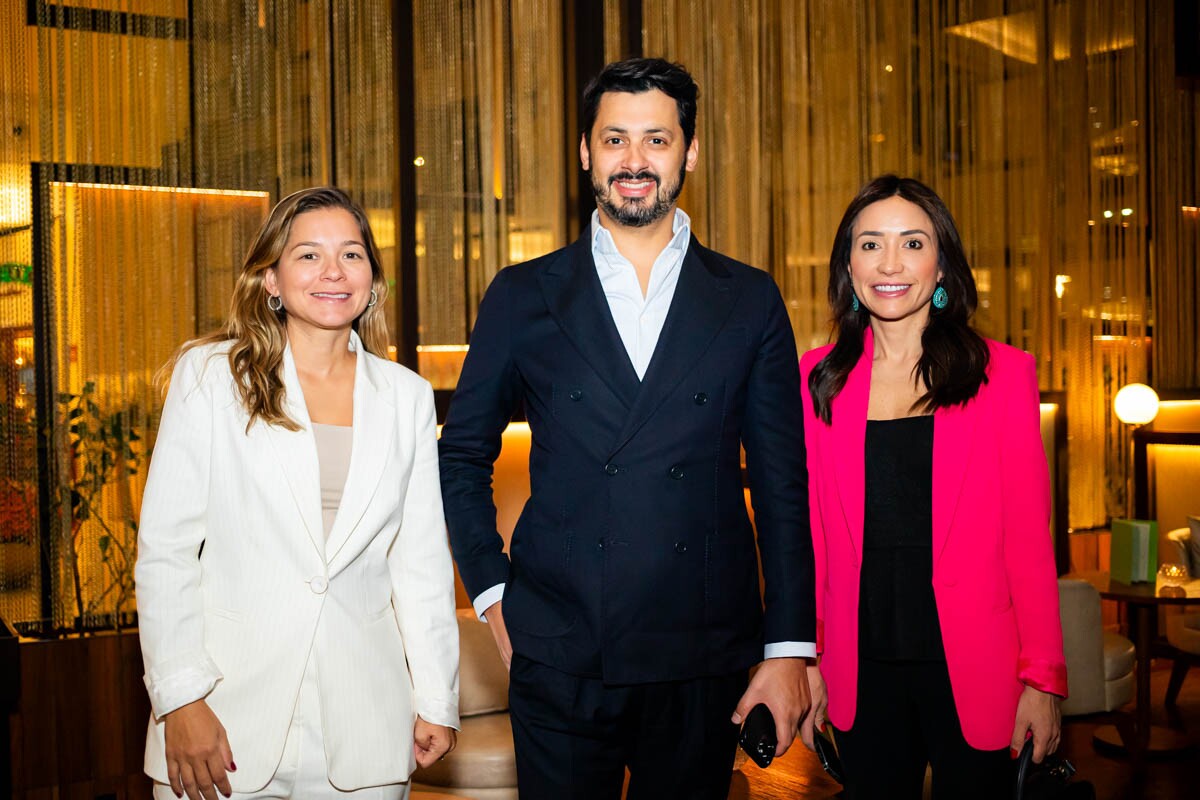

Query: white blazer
[[135, 332, 459, 792]]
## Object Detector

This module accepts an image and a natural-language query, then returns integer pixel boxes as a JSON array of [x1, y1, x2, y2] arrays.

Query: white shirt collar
[[590, 208, 691, 259]]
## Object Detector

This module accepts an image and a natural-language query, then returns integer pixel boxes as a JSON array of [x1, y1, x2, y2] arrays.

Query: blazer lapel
[[933, 397, 974, 569], [830, 328, 871, 566], [609, 240, 738, 455], [263, 343, 326, 561], [326, 334, 395, 567], [538, 232, 641, 409]]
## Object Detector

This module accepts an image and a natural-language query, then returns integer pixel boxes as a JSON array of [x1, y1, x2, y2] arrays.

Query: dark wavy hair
[[580, 57, 699, 145], [808, 174, 990, 424]]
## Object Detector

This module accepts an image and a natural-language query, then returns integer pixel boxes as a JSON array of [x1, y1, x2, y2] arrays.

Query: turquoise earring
[[932, 284, 948, 310], [851, 293, 860, 312]]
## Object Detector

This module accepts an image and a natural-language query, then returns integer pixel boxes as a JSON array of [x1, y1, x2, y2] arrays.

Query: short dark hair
[[809, 174, 990, 423], [580, 58, 699, 145]]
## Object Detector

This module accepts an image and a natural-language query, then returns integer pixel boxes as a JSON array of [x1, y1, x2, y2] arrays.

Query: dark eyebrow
[[598, 126, 672, 137], [854, 229, 930, 239]]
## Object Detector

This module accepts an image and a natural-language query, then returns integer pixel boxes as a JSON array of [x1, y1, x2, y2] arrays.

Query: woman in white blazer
[[136, 187, 459, 800]]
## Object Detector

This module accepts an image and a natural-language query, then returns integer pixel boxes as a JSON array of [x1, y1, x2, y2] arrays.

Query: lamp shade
[[1113, 383, 1160, 425]]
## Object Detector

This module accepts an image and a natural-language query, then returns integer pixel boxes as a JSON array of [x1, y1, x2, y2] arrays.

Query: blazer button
[[674, 541, 688, 554], [569, 389, 583, 401], [605, 463, 620, 476], [693, 392, 708, 405], [309, 576, 329, 594], [597, 538, 606, 550], [668, 464, 684, 480]]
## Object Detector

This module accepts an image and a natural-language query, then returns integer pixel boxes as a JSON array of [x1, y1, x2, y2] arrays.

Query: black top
[[859, 415, 945, 661]]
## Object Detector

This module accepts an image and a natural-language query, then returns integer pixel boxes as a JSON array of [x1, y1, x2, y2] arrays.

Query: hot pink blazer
[[799, 329, 1067, 750]]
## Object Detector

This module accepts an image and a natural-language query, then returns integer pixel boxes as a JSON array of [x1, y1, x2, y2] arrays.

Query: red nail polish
[[1010, 748, 1018, 759], [230, 761, 237, 771]]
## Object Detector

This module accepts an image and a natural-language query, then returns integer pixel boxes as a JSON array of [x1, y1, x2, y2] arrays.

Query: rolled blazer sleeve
[[390, 381, 461, 729], [1000, 354, 1068, 697], [134, 347, 223, 719], [742, 279, 816, 649]]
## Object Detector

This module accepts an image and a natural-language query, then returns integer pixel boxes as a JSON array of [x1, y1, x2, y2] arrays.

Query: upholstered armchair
[[1058, 578, 1135, 715], [1163, 524, 1200, 706], [412, 611, 518, 800]]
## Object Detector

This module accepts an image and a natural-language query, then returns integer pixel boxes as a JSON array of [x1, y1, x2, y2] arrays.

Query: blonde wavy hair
[[162, 186, 390, 431]]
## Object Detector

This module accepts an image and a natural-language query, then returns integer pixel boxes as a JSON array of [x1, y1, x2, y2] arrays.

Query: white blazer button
[[310, 576, 329, 594]]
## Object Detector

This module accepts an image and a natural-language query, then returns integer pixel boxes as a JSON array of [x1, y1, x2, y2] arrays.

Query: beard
[[590, 160, 688, 228]]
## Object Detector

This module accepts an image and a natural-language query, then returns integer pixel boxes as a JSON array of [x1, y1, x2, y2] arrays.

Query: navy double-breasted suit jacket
[[438, 230, 815, 683]]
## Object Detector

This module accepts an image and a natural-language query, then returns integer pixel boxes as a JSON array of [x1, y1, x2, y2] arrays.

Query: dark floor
[[731, 661, 1200, 800]]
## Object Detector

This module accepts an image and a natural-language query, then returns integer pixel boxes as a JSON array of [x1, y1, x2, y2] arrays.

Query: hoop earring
[[367, 289, 378, 307], [932, 284, 948, 310], [267, 295, 284, 312], [851, 293, 860, 313]]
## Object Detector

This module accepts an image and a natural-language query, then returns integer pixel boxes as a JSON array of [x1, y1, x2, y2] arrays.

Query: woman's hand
[[163, 699, 234, 800], [414, 716, 458, 769], [1010, 685, 1062, 763], [798, 662, 829, 751]]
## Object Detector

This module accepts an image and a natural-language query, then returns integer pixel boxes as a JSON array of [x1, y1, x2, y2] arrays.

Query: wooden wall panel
[[8, 632, 152, 799]]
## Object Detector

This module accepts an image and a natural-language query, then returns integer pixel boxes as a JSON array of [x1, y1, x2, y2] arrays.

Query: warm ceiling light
[[1103, 210, 1114, 218], [1121, 208, 1133, 216]]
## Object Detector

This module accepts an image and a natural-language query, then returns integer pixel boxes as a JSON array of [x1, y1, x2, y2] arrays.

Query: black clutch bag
[[813, 725, 845, 784], [738, 703, 777, 768], [1013, 739, 1095, 800]]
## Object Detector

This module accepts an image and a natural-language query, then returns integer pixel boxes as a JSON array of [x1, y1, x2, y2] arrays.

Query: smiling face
[[580, 88, 698, 229], [263, 207, 375, 338], [848, 195, 943, 325]]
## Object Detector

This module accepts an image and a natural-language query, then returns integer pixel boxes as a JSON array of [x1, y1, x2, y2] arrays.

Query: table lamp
[[1114, 383, 1159, 519], [1114, 383, 1160, 426]]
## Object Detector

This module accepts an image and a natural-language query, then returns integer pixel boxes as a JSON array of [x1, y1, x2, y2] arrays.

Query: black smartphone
[[738, 703, 777, 769], [813, 725, 844, 784]]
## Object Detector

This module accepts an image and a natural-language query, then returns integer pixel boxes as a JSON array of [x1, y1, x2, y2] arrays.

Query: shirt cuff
[[764, 641, 817, 660], [473, 583, 506, 621]]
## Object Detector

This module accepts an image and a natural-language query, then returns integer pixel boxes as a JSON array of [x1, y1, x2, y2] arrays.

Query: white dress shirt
[[475, 209, 814, 660]]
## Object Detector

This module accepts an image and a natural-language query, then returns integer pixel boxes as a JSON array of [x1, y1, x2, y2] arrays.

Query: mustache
[[608, 171, 660, 185]]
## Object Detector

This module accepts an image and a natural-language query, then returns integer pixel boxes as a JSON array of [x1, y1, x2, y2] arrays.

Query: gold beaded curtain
[[0, 1, 396, 633], [411, 0, 565, 385], [642, 0, 1183, 529]]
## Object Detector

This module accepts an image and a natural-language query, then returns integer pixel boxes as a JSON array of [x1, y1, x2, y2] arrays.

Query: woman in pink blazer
[[796, 176, 1066, 799]]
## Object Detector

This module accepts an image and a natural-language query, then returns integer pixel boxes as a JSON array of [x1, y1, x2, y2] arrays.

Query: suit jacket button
[[309, 576, 328, 594], [669, 464, 684, 480], [693, 392, 708, 405], [605, 463, 619, 476], [674, 541, 688, 554], [569, 389, 583, 401], [597, 539, 606, 550]]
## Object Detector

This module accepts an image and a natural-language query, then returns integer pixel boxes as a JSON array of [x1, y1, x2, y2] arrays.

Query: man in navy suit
[[439, 58, 814, 799]]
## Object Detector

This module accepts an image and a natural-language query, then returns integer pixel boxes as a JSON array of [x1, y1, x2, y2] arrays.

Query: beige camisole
[[312, 422, 353, 538]]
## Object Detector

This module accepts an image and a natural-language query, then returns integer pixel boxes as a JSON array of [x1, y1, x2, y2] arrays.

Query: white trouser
[[154, 656, 409, 800]]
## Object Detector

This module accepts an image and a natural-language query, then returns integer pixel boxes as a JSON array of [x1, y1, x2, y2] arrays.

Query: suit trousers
[[153, 656, 409, 800], [833, 657, 1012, 800], [507, 654, 748, 800]]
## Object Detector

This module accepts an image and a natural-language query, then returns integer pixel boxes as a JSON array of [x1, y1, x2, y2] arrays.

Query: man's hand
[[163, 698, 234, 800], [1011, 685, 1062, 763], [731, 657, 812, 756], [483, 600, 513, 669], [413, 716, 458, 768], [797, 662, 828, 751]]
